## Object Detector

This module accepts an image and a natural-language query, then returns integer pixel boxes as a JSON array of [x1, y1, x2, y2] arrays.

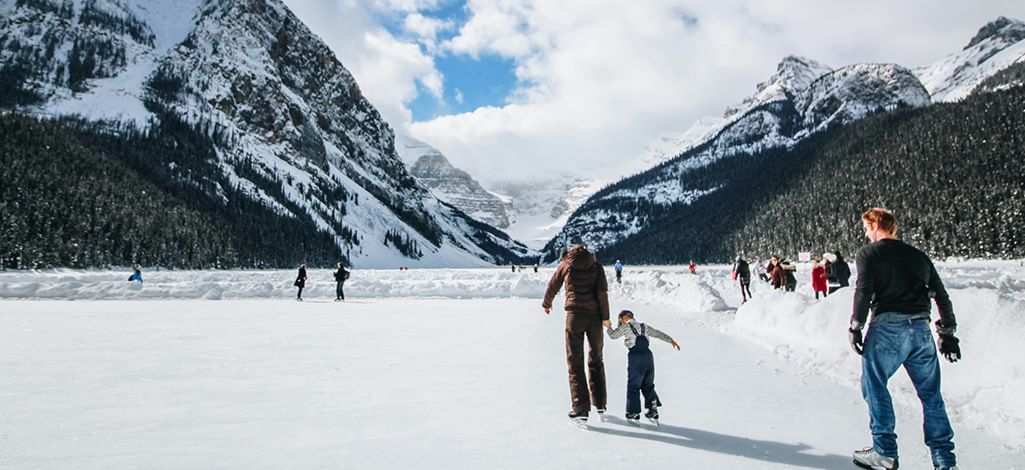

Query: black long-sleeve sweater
[[851, 239, 956, 328]]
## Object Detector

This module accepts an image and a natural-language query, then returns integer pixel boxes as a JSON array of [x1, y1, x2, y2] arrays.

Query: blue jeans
[[335, 282, 345, 300], [861, 315, 955, 467]]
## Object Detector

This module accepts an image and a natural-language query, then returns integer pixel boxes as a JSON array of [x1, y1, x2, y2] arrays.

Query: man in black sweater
[[848, 208, 961, 470]]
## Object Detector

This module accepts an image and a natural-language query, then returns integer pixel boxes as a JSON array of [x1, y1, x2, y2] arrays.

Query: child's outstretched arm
[[606, 324, 627, 339], [646, 324, 681, 350]]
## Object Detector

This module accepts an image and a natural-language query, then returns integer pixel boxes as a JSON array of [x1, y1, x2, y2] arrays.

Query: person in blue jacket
[[614, 260, 624, 283], [128, 266, 143, 283]]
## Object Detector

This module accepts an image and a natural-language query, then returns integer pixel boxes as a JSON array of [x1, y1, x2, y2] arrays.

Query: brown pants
[[565, 313, 607, 414]]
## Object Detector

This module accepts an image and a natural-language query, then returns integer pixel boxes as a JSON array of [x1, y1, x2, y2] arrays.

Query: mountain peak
[[965, 16, 1025, 50], [776, 55, 828, 74], [723, 55, 831, 120]]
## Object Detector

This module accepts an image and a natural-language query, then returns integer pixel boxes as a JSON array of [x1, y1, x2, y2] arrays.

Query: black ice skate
[[644, 407, 659, 425], [568, 411, 588, 430]]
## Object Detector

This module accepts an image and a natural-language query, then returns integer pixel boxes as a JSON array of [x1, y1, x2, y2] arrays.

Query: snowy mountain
[[395, 136, 512, 230], [486, 177, 604, 250], [915, 16, 1025, 102], [546, 56, 929, 259], [395, 135, 603, 250], [630, 56, 833, 174], [0, 0, 532, 268], [551, 17, 1025, 261]]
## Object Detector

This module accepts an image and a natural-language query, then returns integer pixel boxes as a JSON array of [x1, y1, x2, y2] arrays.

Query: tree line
[[592, 85, 1025, 264], [0, 113, 345, 269]]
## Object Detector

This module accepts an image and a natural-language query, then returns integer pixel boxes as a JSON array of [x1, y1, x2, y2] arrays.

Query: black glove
[[848, 327, 864, 356], [937, 334, 961, 363]]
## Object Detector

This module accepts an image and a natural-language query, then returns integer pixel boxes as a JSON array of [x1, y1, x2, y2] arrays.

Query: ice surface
[[1, 260, 1023, 468]]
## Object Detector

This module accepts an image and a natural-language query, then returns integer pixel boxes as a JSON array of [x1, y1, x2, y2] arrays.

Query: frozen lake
[[2, 264, 1024, 468]]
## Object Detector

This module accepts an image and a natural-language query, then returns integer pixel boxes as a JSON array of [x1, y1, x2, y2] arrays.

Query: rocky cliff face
[[396, 135, 512, 230], [0, 0, 533, 267]]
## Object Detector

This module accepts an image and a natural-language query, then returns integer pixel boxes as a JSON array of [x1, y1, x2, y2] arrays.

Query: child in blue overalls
[[606, 310, 679, 423]]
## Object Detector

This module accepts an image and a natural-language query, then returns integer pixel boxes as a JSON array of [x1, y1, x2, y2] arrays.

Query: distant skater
[[782, 259, 797, 292], [811, 258, 827, 299], [827, 251, 852, 294], [688, 261, 696, 274], [294, 263, 307, 301], [333, 262, 350, 301], [732, 256, 752, 302], [128, 265, 143, 283], [606, 310, 679, 425], [614, 260, 624, 283]]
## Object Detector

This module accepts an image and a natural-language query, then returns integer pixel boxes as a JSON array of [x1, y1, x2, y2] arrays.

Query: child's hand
[[671, 340, 680, 351]]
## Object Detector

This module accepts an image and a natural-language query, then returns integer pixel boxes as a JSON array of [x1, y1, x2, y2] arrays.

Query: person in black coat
[[732, 256, 753, 302], [294, 263, 308, 301], [827, 251, 852, 294], [333, 262, 350, 301], [781, 259, 798, 292]]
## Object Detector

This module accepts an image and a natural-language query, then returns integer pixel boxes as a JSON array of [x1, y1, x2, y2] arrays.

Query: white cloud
[[284, 0, 1025, 183], [368, 0, 442, 13], [407, 0, 1025, 182], [403, 12, 455, 52], [454, 88, 464, 104]]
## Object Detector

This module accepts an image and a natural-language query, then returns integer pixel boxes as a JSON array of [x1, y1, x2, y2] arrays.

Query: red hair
[[861, 207, 898, 234]]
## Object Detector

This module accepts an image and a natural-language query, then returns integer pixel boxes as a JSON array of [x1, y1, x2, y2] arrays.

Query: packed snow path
[[2, 294, 1022, 468]]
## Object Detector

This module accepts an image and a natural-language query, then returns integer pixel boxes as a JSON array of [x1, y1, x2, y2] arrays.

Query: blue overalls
[[626, 323, 661, 415]]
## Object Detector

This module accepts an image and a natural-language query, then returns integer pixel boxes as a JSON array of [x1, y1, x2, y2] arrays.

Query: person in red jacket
[[811, 257, 828, 299]]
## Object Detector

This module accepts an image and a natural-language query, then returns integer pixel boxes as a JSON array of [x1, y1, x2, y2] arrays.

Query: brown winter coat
[[542, 247, 610, 320]]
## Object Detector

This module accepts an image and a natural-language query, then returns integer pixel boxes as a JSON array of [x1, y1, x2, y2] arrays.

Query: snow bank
[[0, 269, 549, 300], [730, 263, 1025, 452], [0, 266, 738, 311]]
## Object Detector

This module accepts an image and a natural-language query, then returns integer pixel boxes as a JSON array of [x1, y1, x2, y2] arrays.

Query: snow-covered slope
[[916, 16, 1025, 102], [549, 56, 928, 259], [396, 136, 512, 230], [488, 176, 605, 250], [628, 56, 832, 176], [0, 0, 531, 267], [797, 63, 929, 130], [553, 18, 1024, 260]]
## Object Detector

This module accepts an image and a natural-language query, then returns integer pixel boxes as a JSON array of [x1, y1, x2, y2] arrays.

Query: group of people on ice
[[292, 262, 350, 301], [543, 208, 962, 470], [730, 251, 852, 302]]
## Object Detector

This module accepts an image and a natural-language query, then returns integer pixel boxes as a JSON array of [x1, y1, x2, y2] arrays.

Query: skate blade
[[852, 460, 892, 470], [569, 418, 588, 430], [626, 419, 641, 427]]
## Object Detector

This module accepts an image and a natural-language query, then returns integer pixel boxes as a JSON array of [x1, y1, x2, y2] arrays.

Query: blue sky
[[406, 50, 518, 121], [369, 1, 519, 121]]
